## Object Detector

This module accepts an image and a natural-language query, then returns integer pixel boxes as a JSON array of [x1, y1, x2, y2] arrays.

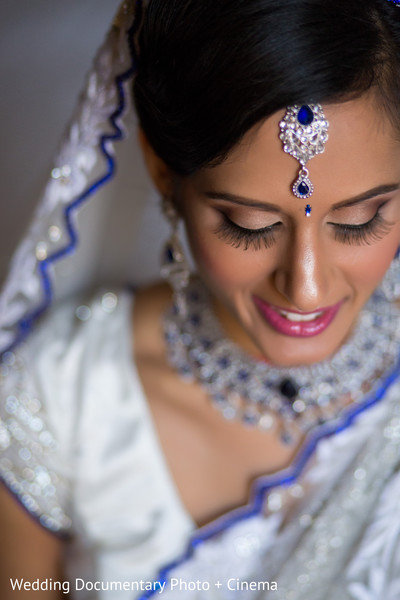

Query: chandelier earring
[[160, 197, 191, 317], [379, 246, 400, 302]]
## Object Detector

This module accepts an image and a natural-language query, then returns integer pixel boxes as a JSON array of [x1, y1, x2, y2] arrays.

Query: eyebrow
[[330, 183, 400, 211], [204, 183, 400, 213]]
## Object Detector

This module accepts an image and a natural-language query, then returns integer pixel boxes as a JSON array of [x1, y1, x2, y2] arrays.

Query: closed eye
[[214, 204, 395, 251], [214, 214, 282, 251], [329, 205, 394, 245]]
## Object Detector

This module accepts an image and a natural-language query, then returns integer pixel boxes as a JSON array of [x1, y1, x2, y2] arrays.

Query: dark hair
[[132, 0, 400, 176]]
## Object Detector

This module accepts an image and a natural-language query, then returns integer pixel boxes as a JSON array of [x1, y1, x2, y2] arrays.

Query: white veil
[[0, 0, 172, 356]]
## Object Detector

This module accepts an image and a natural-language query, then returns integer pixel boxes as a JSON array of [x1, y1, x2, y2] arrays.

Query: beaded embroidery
[[0, 349, 71, 533]]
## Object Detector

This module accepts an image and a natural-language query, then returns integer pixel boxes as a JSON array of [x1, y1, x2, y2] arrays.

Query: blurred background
[[0, 0, 118, 285]]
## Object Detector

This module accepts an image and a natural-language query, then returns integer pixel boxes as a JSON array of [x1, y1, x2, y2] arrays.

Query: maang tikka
[[279, 104, 329, 217], [160, 197, 191, 317]]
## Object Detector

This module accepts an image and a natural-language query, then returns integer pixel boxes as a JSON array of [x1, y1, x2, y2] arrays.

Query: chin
[[249, 322, 353, 368], [258, 342, 337, 367]]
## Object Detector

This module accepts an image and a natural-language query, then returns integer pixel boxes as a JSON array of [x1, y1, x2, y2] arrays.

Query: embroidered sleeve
[[0, 344, 72, 535]]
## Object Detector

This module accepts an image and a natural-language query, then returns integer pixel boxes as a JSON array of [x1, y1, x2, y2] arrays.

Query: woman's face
[[176, 94, 400, 367]]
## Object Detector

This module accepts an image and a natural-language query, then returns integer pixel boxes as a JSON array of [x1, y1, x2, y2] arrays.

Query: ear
[[138, 128, 174, 197]]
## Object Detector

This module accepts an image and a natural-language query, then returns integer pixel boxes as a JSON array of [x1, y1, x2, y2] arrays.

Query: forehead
[[198, 94, 400, 209]]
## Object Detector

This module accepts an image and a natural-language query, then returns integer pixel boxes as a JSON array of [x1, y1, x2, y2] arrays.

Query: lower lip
[[253, 297, 343, 338]]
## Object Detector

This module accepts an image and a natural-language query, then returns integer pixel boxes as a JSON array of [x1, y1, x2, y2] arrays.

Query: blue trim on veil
[[138, 359, 400, 598], [3, 3, 143, 357]]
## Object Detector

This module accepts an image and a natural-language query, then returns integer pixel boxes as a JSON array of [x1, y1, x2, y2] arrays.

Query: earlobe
[[138, 128, 174, 197]]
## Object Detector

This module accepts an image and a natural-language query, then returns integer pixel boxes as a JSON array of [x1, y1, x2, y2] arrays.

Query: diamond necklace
[[163, 279, 400, 445]]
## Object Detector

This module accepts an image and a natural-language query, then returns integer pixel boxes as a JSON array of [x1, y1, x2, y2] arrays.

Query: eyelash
[[214, 215, 281, 251], [215, 207, 393, 251], [331, 208, 393, 245]]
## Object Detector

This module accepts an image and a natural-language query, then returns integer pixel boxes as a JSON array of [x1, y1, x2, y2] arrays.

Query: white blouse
[[1, 289, 400, 600]]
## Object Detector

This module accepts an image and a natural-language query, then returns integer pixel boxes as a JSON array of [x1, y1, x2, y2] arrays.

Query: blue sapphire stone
[[238, 369, 250, 381], [243, 411, 258, 427], [189, 314, 201, 327], [165, 331, 177, 343], [188, 291, 200, 302], [200, 337, 212, 350], [165, 245, 174, 263], [348, 359, 359, 370], [218, 357, 231, 369], [298, 182, 310, 197], [297, 105, 314, 126], [305, 204, 312, 217], [213, 393, 226, 405], [281, 431, 294, 445], [279, 378, 298, 401]]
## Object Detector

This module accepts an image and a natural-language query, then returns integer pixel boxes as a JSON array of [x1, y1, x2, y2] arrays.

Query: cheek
[[340, 237, 398, 292]]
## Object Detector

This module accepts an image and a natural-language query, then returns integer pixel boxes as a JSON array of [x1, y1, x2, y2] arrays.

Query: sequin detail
[[0, 348, 71, 533], [272, 403, 400, 599]]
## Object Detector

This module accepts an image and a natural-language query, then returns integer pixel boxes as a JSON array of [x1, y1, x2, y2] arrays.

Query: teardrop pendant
[[292, 167, 313, 199]]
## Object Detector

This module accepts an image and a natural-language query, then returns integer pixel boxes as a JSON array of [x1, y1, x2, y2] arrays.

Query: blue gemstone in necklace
[[305, 204, 312, 217], [218, 356, 231, 369], [165, 245, 175, 263], [238, 369, 250, 381], [297, 182, 310, 197], [279, 378, 298, 401], [280, 431, 294, 445], [189, 314, 201, 327], [297, 105, 314, 126]]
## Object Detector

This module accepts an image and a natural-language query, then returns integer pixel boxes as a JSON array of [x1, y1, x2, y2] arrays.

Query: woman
[[1, 0, 400, 598]]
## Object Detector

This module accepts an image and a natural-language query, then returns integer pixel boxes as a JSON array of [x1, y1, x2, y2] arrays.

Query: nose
[[273, 231, 330, 312]]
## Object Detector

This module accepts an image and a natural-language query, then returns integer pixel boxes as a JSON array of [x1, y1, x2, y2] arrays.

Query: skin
[[0, 485, 66, 599], [3, 93, 400, 592], [132, 92, 400, 526], [172, 93, 400, 367]]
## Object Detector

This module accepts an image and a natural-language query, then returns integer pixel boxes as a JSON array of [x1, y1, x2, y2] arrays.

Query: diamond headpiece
[[279, 104, 329, 217]]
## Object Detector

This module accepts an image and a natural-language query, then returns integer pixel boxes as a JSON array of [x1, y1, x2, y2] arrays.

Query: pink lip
[[253, 296, 344, 338]]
